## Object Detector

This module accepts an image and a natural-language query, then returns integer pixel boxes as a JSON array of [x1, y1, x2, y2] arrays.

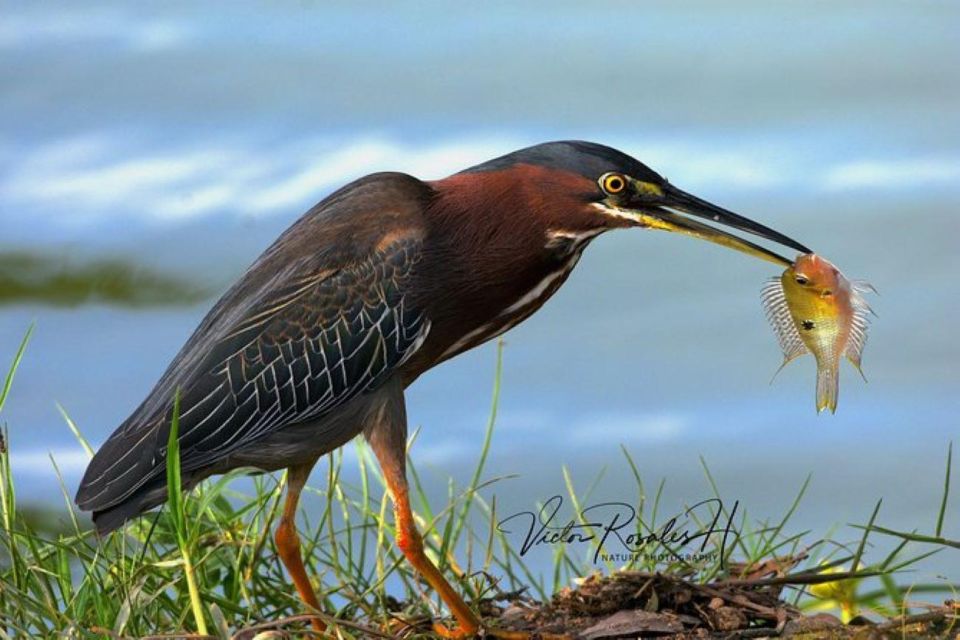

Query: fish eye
[[795, 275, 809, 285], [600, 173, 626, 195]]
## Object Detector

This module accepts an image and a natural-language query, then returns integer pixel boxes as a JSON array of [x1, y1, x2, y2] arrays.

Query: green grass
[[0, 331, 957, 638]]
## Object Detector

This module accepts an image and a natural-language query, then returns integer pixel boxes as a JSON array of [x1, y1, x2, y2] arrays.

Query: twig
[[89, 628, 218, 640], [141, 635, 220, 640], [717, 568, 880, 588], [685, 582, 784, 621], [735, 628, 781, 638], [88, 628, 128, 640], [875, 606, 958, 632], [230, 613, 400, 640]]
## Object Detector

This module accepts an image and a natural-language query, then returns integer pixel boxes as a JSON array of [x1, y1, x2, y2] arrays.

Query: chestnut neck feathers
[[401, 166, 604, 375]]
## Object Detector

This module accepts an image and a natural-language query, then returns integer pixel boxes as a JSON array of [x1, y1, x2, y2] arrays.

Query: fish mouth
[[632, 184, 811, 268]]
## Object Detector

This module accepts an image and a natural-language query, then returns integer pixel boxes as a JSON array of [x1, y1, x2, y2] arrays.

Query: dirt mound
[[478, 571, 957, 639]]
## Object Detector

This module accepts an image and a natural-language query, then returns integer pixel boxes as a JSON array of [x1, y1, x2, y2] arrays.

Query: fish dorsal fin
[[761, 278, 809, 380], [844, 281, 875, 380]]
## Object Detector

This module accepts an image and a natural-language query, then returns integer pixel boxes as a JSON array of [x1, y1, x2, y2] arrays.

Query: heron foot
[[431, 619, 571, 640]]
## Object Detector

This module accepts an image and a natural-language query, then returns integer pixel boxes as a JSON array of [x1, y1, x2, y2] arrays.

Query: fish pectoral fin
[[761, 278, 810, 373], [846, 354, 869, 383], [844, 309, 869, 380], [769, 351, 805, 385], [852, 281, 879, 317]]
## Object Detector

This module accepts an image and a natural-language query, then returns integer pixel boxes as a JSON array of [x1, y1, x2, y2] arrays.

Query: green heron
[[76, 140, 809, 637]]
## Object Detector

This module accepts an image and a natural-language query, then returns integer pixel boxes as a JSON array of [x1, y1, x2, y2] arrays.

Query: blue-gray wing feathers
[[76, 231, 428, 517]]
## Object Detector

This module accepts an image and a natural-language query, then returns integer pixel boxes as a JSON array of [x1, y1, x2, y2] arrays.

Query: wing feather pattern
[[76, 173, 432, 529]]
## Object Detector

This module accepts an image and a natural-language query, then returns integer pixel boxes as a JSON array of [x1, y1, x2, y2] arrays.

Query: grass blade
[[0, 324, 33, 414], [851, 499, 881, 571], [936, 441, 952, 538], [165, 390, 208, 636], [56, 402, 94, 459]]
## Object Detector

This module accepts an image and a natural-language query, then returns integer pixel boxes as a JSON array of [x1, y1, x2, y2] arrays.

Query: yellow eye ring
[[600, 173, 626, 195]]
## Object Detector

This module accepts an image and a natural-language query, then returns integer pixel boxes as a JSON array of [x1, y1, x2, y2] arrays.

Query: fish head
[[788, 254, 842, 298]]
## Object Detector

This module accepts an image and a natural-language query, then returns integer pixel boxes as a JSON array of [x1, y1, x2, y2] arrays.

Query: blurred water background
[[1, 2, 958, 578]]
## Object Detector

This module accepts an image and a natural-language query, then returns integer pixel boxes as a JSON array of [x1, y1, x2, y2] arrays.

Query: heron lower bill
[[75, 140, 810, 638]]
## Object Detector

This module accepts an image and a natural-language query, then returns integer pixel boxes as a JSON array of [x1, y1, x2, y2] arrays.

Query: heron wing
[[76, 173, 431, 514]]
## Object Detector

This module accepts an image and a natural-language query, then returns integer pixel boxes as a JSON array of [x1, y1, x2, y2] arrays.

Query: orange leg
[[368, 434, 481, 638], [369, 438, 545, 639], [274, 462, 326, 633], [365, 384, 549, 639]]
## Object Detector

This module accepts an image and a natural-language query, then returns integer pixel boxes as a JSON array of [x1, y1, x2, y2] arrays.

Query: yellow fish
[[761, 254, 875, 413]]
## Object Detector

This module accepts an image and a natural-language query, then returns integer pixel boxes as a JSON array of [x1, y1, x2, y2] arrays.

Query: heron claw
[[431, 619, 571, 640]]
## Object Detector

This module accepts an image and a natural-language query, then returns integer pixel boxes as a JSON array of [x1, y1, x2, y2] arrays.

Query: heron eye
[[600, 173, 626, 195], [795, 275, 809, 285]]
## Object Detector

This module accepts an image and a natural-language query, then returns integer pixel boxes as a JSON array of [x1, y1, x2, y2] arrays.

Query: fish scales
[[761, 253, 874, 413]]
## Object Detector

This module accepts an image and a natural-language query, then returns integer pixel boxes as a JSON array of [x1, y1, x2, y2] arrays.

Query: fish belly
[[785, 293, 846, 363], [784, 291, 847, 413]]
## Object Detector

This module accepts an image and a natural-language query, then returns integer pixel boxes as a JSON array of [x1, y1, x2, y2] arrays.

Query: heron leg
[[368, 424, 555, 639], [364, 383, 557, 639], [274, 461, 326, 632], [364, 392, 483, 638]]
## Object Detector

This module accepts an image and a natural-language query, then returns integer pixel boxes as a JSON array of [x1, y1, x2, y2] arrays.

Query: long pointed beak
[[634, 184, 811, 268]]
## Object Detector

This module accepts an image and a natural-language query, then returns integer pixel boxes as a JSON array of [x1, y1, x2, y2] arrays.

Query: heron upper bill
[[632, 184, 810, 268]]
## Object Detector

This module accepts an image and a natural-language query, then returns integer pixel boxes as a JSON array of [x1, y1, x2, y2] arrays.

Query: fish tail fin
[[816, 366, 839, 414]]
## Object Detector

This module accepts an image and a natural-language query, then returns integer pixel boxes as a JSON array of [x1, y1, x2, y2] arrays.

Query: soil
[[473, 571, 959, 640], [227, 569, 958, 639]]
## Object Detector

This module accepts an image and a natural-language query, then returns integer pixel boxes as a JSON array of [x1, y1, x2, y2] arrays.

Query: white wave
[[3, 133, 958, 228], [0, 134, 523, 225], [0, 10, 192, 52], [495, 408, 554, 432], [10, 447, 91, 475], [488, 407, 688, 444], [569, 412, 688, 445], [824, 157, 960, 190], [246, 136, 525, 215], [630, 143, 787, 190]]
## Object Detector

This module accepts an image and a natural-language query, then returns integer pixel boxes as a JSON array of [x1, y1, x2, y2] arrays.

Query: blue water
[[1, 1, 958, 582]]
